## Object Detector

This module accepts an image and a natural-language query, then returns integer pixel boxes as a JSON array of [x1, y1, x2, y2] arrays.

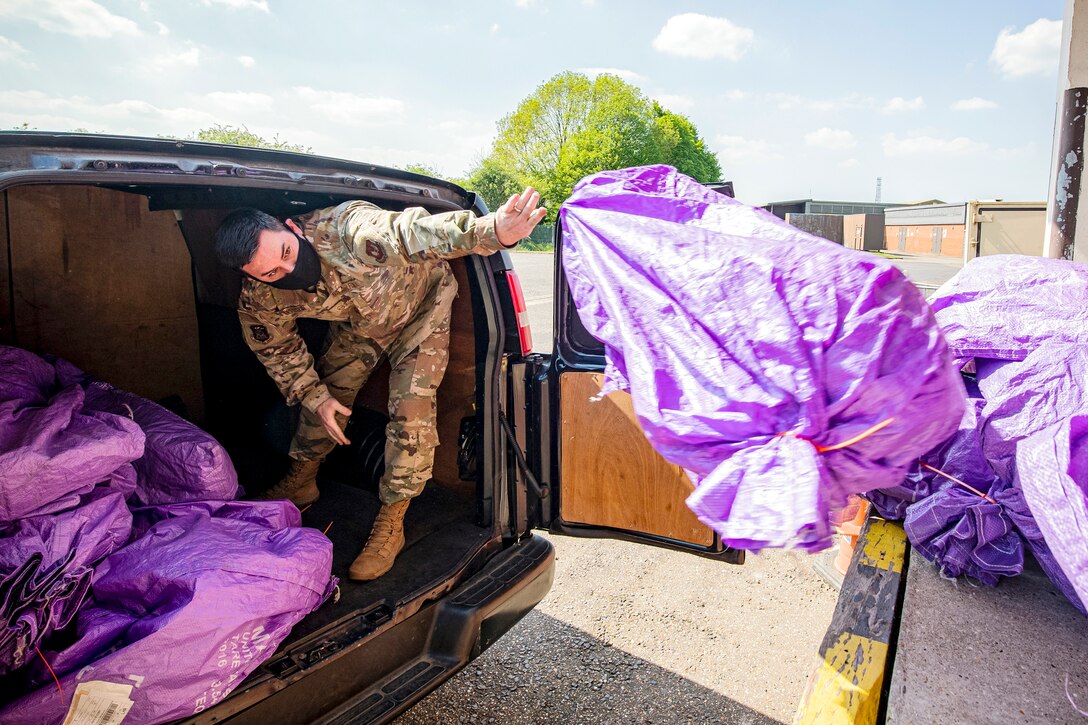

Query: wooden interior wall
[[0, 192, 10, 343], [8, 185, 203, 418], [559, 372, 714, 546]]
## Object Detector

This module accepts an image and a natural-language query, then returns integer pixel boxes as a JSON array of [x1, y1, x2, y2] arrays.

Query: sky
[[0, 0, 1068, 205]]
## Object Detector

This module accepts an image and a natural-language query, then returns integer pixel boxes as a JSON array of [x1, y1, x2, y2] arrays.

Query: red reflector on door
[[506, 270, 534, 356]]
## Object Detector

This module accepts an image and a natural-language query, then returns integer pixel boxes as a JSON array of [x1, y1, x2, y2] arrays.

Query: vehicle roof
[[0, 131, 474, 211]]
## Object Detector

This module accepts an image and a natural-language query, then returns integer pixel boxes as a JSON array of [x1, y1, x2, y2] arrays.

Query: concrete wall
[[786, 213, 845, 244], [884, 224, 965, 256], [843, 213, 885, 251]]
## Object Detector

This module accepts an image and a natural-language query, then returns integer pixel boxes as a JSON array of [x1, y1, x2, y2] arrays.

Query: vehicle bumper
[[201, 533, 555, 725]]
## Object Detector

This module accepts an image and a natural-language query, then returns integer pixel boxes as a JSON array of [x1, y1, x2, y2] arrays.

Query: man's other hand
[[496, 186, 547, 247], [317, 398, 352, 445]]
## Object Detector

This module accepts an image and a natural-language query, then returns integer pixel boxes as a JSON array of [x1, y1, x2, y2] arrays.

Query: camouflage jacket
[[238, 200, 505, 413]]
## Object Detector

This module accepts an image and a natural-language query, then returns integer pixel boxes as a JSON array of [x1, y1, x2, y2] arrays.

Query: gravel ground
[[396, 534, 838, 724]]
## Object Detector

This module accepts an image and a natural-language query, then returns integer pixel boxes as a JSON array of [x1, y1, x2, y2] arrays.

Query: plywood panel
[[8, 185, 203, 419], [0, 191, 11, 344], [560, 372, 714, 546]]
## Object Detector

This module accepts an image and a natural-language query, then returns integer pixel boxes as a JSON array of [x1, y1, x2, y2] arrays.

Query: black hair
[[214, 208, 286, 269]]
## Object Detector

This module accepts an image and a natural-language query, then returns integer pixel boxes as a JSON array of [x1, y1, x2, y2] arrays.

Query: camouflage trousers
[[289, 318, 450, 504]]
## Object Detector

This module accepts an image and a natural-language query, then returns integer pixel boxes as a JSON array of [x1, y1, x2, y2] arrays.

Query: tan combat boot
[[259, 458, 321, 507], [349, 499, 410, 581]]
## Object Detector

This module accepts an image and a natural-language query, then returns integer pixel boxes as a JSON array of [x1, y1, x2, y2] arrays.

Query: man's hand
[[496, 186, 548, 247], [316, 398, 352, 446]]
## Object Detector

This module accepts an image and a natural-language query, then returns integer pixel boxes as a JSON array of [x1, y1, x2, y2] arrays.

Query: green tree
[[402, 162, 444, 178], [462, 157, 524, 213], [651, 103, 721, 183], [186, 124, 312, 153], [490, 72, 665, 218]]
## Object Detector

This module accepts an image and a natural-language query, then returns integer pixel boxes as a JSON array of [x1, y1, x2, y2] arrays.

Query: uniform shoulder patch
[[249, 324, 271, 343], [365, 239, 388, 263]]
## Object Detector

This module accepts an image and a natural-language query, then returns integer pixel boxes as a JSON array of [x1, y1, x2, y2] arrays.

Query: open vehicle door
[[507, 222, 743, 564]]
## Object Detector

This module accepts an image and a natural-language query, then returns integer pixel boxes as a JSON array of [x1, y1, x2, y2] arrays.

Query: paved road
[[884, 253, 963, 290], [507, 251, 555, 352]]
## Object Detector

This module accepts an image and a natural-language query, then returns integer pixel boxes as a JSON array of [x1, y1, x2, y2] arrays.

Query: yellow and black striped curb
[[795, 517, 908, 725]]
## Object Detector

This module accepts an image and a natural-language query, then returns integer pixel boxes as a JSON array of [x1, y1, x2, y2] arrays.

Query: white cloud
[[991, 18, 1061, 78], [201, 91, 274, 114], [154, 21, 170, 35], [152, 45, 200, 69], [201, 0, 270, 11], [883, 96, 925, 112], [952, 97, 998, 111], [725, 89, 750, 102], [514, 0, 536, 7], [882, 133, 986, 156], [577, 67, 646, 82], [838, 158, 859, 169], [0, 0, 140, 38], [805, 127, 857, 150], [0, 36, 35, 68], [292, 87, 405, 125], [714, 134, 779, 162], [652, 13, 754, 61], [656, 94, 694, 111], [0, 90, 216, 135], [238, 55, 256, 68], [490, 23, 500, 34]]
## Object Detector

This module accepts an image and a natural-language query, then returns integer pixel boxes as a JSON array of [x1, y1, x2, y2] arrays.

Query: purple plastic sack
[[902, 482, 1023, 586], [0, 352, 146, 522], [903, 256, 1088, 611], [4, 500, 335, 725], [80, 382, 240, 505], [1017, 415, 1088, 609], [560, 165, 965, 550], [128, 499, 301, 540], [0, 488, 131, 674], [867, 396, 997, 521], [928, 255, 1088, 363]]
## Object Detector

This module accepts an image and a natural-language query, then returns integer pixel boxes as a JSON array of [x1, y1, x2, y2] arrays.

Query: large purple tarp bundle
[[0, 348, 146, 522], [4, 500, 335, 725], [560, 165, 965, 550], [0, 489, 131, 675], [0, 348, 145, 672], [0, 346, 332, 719], [53, 357, 241, 505], [876, 255, 1088, 611], [0, 346, 239, 516]]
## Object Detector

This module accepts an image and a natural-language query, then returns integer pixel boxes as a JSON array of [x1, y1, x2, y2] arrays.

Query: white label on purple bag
[[62, 681, 134, 725]]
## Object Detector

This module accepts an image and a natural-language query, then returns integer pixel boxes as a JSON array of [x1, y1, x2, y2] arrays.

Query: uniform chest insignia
[[249, 324, 271, 343], [365, 239, 388, 263]]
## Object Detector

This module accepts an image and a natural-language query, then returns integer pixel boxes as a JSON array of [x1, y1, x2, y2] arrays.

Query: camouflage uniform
[[238, 200, 505, 504]]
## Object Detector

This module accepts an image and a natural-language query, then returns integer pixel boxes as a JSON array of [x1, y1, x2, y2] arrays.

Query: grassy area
[[867, 249, 904, 260], [519, 239, 555, 252]]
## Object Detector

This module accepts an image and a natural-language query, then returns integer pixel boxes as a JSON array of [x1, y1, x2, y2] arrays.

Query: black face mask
[[267, 232, 322, 291]]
